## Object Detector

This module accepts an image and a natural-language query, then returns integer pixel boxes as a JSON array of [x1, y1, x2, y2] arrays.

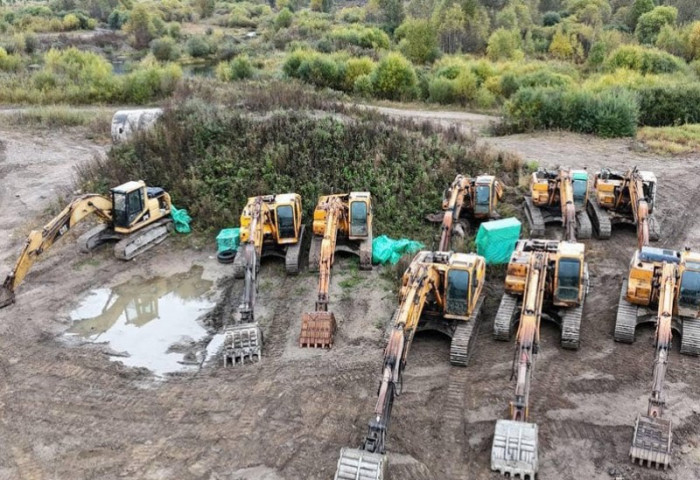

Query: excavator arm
[[300, 196, 346, 348], [439, 175, 470, 252], [613, 168, 649, 249], [335, 263, 441, 480], [559, 170, 578, 243], [0, 194, 113, 307], [629, 262, 676, 468]]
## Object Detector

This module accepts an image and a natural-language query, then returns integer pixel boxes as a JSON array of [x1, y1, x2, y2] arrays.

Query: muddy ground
[[0, 112, 699, 480]]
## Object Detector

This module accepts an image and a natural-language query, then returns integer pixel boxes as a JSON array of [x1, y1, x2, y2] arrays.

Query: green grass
[[637, 124, 700, 155], [7, 107, 107, 128]]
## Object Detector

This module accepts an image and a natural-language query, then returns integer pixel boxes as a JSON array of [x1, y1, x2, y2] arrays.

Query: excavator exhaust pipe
[[491, 420, 539, 479], [630, 414, 672, 469], [299, 311, 336, 348], [334, 448, 387, 480], [0, 285, 14, 309]]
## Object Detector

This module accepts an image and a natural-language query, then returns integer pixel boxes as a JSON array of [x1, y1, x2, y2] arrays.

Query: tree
[[378, 0, 405, 33], [195, 0, 216, 19], [371, 52, 417, 100], [487, 28, 523, 61], [434, 3, 465, 54], [627, 0, 655, 31], [687, 22, 700, 60], [636, 6, 677, 44], [124, 4, 155, 49], [395, 18, 439, 63]]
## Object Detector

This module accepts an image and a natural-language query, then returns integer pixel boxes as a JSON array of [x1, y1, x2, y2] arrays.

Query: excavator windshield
[[276, 205, 296, 239], [556, 258, 581, 301], [112, 190, 143, 228], [572, 179, 587, 207], [475, 185, 491, 214], [446, 268, 470, 316], [350, 201, 368, 237], [679, 269, 700, 308]]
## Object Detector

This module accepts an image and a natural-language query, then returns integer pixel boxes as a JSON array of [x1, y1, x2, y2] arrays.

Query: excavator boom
[[0, 194, 113, 308]]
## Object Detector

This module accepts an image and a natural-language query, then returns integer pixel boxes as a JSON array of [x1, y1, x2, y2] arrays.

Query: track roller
[[523, 197, 545, 237], [586, 200, 612, 239], [615, 280, 638, 343], [494, 293, 519, 341], [450, 296, 483, 366]]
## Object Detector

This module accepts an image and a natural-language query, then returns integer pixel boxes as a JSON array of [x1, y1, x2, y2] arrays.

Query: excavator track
[[576, 210, 593, 240], [648, 214, 661, 242], [560, 303, 583, 350], [615, 280, 638, 344], [586, 200, 612, 239], [284, 225, 304, 275], [113, 219, 173, 261], [222, 323, 262, 366], [334, 448, 387, 480], [630, 414, 672, 469], [308, 235, 322, 273], [494, 293, 519, 341], [450, 296, 484, 366], [77, 224, 114, 252], [523, 197, 545, 237], [680, 316, 700, 356]]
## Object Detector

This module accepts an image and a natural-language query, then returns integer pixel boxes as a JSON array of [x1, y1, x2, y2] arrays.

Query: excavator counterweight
[[334, 250, 486, 479]]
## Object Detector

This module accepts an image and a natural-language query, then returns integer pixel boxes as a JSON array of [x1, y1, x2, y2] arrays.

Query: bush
[[500, 69, 575, 98], [636, 6, 678, 45], [63, 13, 81, 31], [487, 28, 523, 61], [505, 86, 639, 137], [338, 7, 365, 23], [0, 47, 20, 72], [428, 77, 456, 104], [217, 55, 254, 81], [543, 11, 561, 26], [353, 74, 373, 97], [151, 37, 180, 62], [371, 52, 417, 100], [186, 36, 213, 58], [344, 57, 375, 91], [637, 84, 700, 126], [454, 70, 478, 104], [120, 63, 182, 103], [328, 25, 390, 49], [604, 45, 686, 74], [395, 18, 439, 64], [275, 8, 293, 30]]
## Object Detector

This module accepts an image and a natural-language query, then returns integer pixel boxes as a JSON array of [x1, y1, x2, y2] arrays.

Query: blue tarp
[[216, 228, 240, 253], [171, 205, 192, 234], [372, 235, 424, 265], [476, 218, 521, 265]]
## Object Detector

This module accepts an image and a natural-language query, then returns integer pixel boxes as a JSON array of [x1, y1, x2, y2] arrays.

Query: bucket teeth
[[300, 311, 336, 348], [491, 420, 539, 479], [333, 448, 386, 480], [630, 414, 672, 470], [223, 323, 262, 366]]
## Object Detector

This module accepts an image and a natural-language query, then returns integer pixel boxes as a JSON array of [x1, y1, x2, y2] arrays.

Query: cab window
[[446, 269, 470, 316], [276, 205, 296, 239], [350, 201, 368, 237], [679, 270, 700, 308], [127, 189, 143, 223], [556, 258, 581, 301], [572, 180, 587, 207], [475, 185, 490, 206]]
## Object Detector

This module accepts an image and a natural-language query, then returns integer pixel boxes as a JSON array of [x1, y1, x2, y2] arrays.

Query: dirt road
[[0, 114, 699, 480]]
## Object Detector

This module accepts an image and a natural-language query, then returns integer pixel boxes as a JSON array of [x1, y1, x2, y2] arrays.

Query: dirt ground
[[1, 112, 700, 480]]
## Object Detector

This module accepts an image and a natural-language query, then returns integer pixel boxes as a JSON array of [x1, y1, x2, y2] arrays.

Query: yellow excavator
[[223, 194, 304, 365], [587, 167, 660, 248], [300, 192, 372, 349], [438, 174, 503, 252], [524, 167, 592, 241], [334, 250, 486, 480], [491, 239, 588, 479], [614, 246, 700, 469], [0, 180, 173, 308]]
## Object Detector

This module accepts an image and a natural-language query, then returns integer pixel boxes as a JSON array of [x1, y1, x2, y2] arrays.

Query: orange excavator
[[587, 167, 660, 248], [334, 250, 486, 480], [614, 246, 700, 468], [524, 167, 592, 241], [300, 192, 372, 349], [223, 194, 304, 365], [437, 174, 503, 252], [491, 239, 588, 479]]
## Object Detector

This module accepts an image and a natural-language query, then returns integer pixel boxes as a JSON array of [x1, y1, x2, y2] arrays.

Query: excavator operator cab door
[[275, 203, 297, 242], [571, 172, 589, 209], [554, 256, 582, 305], [678, 264, 700, 317], [348, 193, 371, 240], [445, 267, 471, 318], [112, 185, 146, 229], [474, 180, 493, 217], [640, 173, 657, 213]]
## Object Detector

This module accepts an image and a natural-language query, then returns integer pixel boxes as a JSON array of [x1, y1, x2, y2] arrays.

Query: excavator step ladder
[[223, 323, 262, 366], [491, 419, 538, 479], [630, 414, 672, 469], [334, 448, 387, 480], [299, 311, 336, 348]]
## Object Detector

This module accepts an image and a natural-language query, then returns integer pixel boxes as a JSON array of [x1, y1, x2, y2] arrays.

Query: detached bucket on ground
[[299, 311, 336, 348], [491, 419, 538, 479]]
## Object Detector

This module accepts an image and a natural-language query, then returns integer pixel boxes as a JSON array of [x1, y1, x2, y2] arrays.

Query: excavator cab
[[111, 183, 146, 229], [678, 252, 700, 316], [272, 194, 302, 244], [474, 175, 501, 218], [571, 171, 589, 209], [444, 255, 485, 318], [553, 242, 586, 306], [348, 192, 371, 240]]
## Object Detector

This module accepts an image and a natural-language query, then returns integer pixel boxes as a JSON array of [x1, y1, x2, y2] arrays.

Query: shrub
[[328, 25, 390, 49], [338, 7, 365, 23], [353, 74, 373, 97], [395, 18, 439, 64], [549, 28, 579, 60], [120, 63, 182, 103], [604, 45, 686, 74], [505, 86, 639, 137], [307, 55, 343, 89], [627, 0, 655, 31], [125, 5, 155, 49], [108, 9, 128, 30], [344, 57, 375, 91], [487, 28, 523, 61], [543, 11, 560, 26], [636, 6, 678, 45], [0, 47, 20, 72], [63, 13, 81, 31], [151, 37, 180, 62], [587, 41, 607, 69], [687, 21, 700, 61], [500, 69, 575, 98], [637, 84, 700, 126], [186, 36, 212, 58], [371, 52, 417, 100], [454, 70, 478, 104], [217, 55, 254, 81], [275, 8, 293, 30], [428, 77, 456, 104]]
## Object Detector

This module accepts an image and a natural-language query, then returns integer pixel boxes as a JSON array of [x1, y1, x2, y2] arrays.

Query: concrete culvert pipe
[[111, 108, 163, 143]]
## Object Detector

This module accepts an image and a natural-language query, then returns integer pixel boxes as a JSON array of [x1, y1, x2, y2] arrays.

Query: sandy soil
[[0, 114, 700, 480]]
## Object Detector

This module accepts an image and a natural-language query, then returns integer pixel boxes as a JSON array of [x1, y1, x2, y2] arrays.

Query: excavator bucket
[[491, 420, 538, 479], [334, 448, 387, 480], [0, 285, 14, 308], [299, 311, 336, 348], [630, 414, 672, 469], [222, 323, 262, 366]]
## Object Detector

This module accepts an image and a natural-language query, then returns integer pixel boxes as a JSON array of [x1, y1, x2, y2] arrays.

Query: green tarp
[[216, 228, 240, 253], [372, 235, 424, 265], [475, 218, 521, 265], [171, 205, 192, 234]]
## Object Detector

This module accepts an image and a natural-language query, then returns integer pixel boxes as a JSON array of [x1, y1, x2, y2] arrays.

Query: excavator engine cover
[[223, 323, 262, 366], [491, 420, 538, 479], [334, 448, 387, 480], [300, 311, 336, 348], [630, 414, 672, 469]]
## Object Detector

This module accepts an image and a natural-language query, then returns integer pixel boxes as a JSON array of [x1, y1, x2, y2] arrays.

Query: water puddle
[[66, 266, 215, 376]]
